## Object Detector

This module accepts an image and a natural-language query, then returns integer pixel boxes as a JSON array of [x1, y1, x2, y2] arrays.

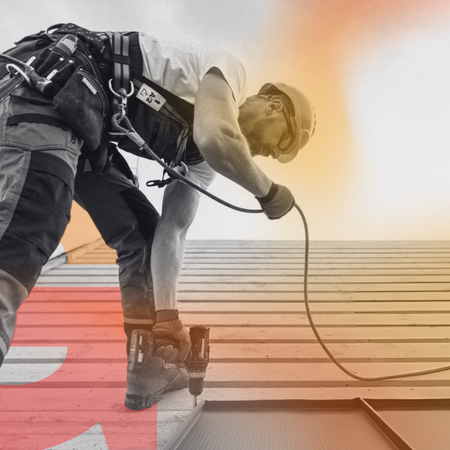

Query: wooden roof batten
[[1, 239, 450, 449]]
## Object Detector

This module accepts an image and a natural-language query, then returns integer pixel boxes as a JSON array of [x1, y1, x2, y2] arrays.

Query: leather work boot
[[125, 329, 189, 410]]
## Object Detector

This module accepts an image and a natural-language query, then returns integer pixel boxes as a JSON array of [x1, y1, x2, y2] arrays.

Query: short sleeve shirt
[[138, 33, 248, 107]]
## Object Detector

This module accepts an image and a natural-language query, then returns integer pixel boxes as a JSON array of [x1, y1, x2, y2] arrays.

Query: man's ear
[[267, 97, 284, 114]]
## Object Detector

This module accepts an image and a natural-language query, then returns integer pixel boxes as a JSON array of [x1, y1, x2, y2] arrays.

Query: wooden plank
[[92, 239, 450, 250], [180, 250, 450, 258], [35, 278, 450, 291], [185, 248, 450, 255], [48, 266, 450, 275], [14, 312, 450, 326], [58, 262, 450, 270], [175, 275, 450, 282], [62, 255, 450, 263], [38, 270, 450, 283], [11, 325, 450, 343], [69, 256, 450, 265], [176, 282, 450, 291], [2, 362, 450, 385], [185, 267, 450, 275], [206, 342, 450, 362], [0, 363, 64, 384], [183, 240, 450, 249], [0, 412, 189, 450], [4, 342, 450, 362], [175, 291, 450, 301], [181, 255, 450, 263], [3, 347, 67, 361], [3, 386, 450, 412], [0, 412, 157, 450], [0, 422, 111, 450], [17, 300, 450, 314], [24, 288, 450, 301], [183, 247, 450, 254], [201, 362, 450, 385]]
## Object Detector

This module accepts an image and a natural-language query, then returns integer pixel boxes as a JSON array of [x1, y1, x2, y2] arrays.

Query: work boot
[[125, 329, 189, 410]]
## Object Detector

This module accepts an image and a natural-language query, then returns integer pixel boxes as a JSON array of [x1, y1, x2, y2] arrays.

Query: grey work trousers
[[0, 82, 159, 364], [0, 84, 82, 362], [74, 164, 159, 331]]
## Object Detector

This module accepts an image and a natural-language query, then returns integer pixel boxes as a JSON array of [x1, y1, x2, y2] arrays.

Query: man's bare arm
[[193, 69, 272, 198]]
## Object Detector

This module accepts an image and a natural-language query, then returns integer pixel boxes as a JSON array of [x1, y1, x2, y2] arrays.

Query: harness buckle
[[146, 177, 172, 188], [108, 79, 134, 118]]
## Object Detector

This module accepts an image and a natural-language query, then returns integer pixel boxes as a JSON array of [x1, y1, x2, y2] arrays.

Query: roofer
[[0, 23, 316, 410]]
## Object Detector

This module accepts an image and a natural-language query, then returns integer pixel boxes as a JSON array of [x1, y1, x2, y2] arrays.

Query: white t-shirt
[[138, 33, 248, 107]]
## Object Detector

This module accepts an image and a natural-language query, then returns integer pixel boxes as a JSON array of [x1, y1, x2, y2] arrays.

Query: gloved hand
[[256, 182, 295, 220], [152, 309, 191, 364]]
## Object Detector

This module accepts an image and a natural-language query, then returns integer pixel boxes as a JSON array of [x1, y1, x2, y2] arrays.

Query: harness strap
[[51, 23, 105, 53], [103, 32, 131, 93], [7, 114, 70, 130], [131, 77, 194, 166]]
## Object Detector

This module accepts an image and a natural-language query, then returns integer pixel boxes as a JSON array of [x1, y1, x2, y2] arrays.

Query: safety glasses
[[260, 89, 315, 156], [278, 101, 296, 152], [279, 97, 315, 153]]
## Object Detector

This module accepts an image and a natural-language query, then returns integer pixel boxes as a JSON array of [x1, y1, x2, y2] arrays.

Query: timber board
[[2, 240, 450, 449]]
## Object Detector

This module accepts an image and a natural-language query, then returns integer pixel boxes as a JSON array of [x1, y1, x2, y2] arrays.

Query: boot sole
[[125, 392, 160, 410], [125, 371, 189, 410]]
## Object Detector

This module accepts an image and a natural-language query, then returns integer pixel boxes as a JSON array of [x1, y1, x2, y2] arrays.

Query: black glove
[[256, 182, 295, 220], [152, 310, 191, 364]]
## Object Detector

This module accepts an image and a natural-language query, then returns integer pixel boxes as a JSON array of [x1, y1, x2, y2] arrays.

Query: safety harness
[[0, 23, 203, 182]]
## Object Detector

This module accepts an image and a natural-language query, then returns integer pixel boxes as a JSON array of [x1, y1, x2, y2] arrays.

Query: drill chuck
[[188, 376, 206, 397]]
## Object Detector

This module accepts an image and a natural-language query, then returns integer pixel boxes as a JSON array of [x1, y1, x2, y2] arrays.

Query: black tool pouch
[[25, 33, 109, 152], [2, 24, 111, 172], [31, 45, 76, 95], [53, 66, 108, 151]]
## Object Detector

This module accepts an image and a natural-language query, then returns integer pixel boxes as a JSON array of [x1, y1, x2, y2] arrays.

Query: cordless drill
[[186, 326, 210, 407]]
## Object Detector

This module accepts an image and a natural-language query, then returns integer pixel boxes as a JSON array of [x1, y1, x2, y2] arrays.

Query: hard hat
[[258, 82, 316, 163]]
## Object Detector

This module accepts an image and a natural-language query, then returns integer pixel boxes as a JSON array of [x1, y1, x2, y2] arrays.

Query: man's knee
[[160, 182, 201, 233]]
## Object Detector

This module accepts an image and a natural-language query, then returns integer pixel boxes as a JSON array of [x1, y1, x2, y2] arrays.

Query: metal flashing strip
[[358, 398, 413, 450], [162, 398, 450, 450]]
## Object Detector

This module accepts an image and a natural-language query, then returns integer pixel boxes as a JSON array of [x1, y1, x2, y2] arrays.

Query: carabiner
[[108, 79, 135, 118], [108, 79, 135, 99], [6, 64, 31, 83]]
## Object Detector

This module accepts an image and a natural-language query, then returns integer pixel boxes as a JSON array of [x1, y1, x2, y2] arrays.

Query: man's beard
[[246, 119, 270, 157], [246, 137, 261, 157]]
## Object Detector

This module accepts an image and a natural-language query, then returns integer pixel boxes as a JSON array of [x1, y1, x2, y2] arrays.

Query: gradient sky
[[2, 0, 450, 240]]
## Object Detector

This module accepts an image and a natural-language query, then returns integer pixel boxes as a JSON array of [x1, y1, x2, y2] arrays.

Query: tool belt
[[0, 23, 204, 174], [0, 24, 111, 171]]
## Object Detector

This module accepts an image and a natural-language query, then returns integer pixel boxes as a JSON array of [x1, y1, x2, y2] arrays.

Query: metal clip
[[108, 79, 134, 119], [146, 175, 173, 188], [145, 162, 189, 189], [3, 56, 53, 94], [6, 64, 31, 84]]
